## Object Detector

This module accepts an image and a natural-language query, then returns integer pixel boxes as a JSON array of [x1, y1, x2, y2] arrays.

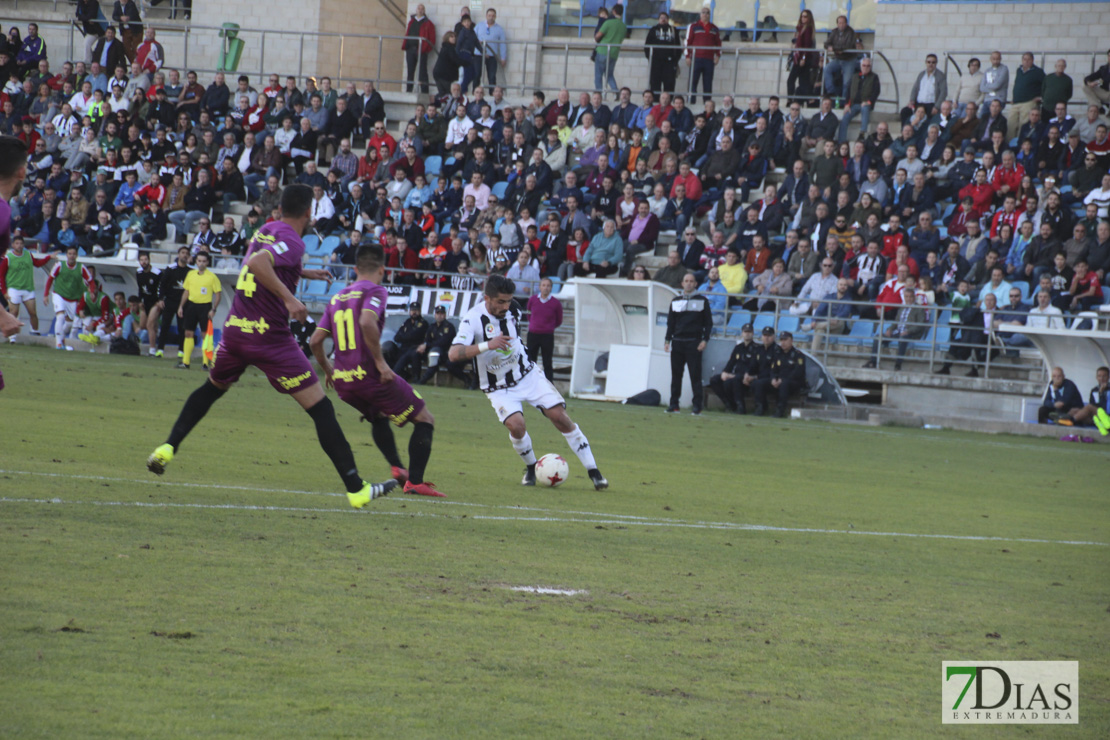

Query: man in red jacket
[[684, 7, 721, 105], [990, 150, 1025, 203], [958, 169, 994, 214], [403, 4, 436, 95]]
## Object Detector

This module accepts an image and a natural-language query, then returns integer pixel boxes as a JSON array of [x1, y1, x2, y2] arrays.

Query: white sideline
[[0, 474, 1105, 549]]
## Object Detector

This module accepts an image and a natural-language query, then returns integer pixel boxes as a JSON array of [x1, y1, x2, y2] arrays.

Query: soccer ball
[[535, 454, 570, 488]]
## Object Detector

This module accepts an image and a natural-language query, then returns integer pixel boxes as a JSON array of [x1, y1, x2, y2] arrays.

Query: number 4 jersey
[[317, 279, 390, 385], [224, 221, 304, 339]]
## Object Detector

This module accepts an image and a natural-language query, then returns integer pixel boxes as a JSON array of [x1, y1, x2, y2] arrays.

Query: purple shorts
[[336, 376, 425, 427], [0, 366, 5, 392], [209, 332, 318, 394]]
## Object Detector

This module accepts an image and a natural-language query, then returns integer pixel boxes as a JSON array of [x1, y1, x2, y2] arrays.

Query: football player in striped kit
[[450, 275, 608, 489]]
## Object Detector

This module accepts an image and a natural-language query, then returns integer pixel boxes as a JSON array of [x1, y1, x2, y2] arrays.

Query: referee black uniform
[[665, 282, 713, 414]]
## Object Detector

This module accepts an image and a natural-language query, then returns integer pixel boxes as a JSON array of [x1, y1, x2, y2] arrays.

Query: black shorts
[[141, 295, 159, 313], [181, 301, 212, 335]]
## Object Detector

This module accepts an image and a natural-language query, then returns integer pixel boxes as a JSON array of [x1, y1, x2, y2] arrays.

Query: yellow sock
[[183, 337, 195, 366]]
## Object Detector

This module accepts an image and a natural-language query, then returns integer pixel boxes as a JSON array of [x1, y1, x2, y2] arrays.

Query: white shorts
[[7, 288, 35, 305], [52, 293, 78, 321], [487, 369, 566, 424]]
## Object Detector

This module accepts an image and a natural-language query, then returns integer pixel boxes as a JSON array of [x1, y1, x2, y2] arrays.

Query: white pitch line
[[506, 586, 588, 596], [0, 496, 1105, 547]]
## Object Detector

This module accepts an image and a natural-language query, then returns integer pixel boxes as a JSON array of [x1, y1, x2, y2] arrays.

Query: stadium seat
[[327, 279, 347, 296], [751, 314, 776, 334], [424, 155, 442, 177], [775, 316, 800, 335], [303, 234, 319, 254], [941, 203, 956, 221], [301, 279, 328, 298], [725, 311, 752, 334], [319, 236, 340, 256], [835, 319, 876, 346], [491, 181, 509, 200], [1014, 281, 1030, 302]]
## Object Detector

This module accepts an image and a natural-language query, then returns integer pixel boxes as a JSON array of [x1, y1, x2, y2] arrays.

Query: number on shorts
[[235, 264, 257, 298], [333, 308, 357, 352]]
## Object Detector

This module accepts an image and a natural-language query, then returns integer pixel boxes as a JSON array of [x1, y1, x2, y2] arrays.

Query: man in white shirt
[[445, 106, 475, 152], [1083, 173, 1110, 219], [310, 185, 336, 234], [1026, 287, 1065, 329], [790, 257, 838, 315]]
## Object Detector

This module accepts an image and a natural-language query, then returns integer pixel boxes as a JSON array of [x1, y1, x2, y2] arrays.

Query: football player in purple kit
[[0, 137, 29, 389], [147, 184, 397, 508], [310, 245, 444, 498]]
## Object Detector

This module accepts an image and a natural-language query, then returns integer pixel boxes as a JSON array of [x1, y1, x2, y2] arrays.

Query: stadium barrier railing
[[33, 20, 899, 112]]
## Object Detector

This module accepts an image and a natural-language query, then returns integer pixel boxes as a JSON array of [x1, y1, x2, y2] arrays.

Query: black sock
[[167, 380, 226, 451], [370, 417, 405, 469], [306, 398, 363, 493], [407, 422, 434, 484]]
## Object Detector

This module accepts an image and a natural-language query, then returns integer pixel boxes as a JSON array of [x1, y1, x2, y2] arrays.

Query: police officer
[[749, 326, 781, 416], [390, 301, 430, 380], [418, 305, 470, 386], [766, 331, 807, 417], [664, 272, 713, 415], [709, 322, 760, 414]]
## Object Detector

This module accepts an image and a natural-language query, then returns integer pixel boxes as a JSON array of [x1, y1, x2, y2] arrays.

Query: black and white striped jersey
[[453, 300, 534, 393]]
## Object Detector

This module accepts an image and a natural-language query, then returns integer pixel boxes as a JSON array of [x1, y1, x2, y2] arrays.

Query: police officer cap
[[409, 302, 421, 310], [434, 305, 447, 314], [741, 323, 753, 332], [761, 326, 775, 336], [778, 331, 793, 340]]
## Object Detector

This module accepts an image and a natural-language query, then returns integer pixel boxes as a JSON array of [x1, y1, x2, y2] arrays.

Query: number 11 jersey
[[317, 279, 390, 385]]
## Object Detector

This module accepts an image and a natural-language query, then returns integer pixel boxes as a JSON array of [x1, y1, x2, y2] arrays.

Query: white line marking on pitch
[[0, 495, 1104, 547], [506, 586, 588, 596]]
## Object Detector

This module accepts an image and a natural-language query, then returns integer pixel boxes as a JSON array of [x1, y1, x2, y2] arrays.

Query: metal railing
[[942, 49, 1104, 106], [544, 0, 878, 37], [682, 288, 1065, 382], [33, 19, 899, 114]]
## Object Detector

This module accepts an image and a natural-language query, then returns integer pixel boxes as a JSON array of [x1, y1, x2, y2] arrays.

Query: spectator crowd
[[2, 7, 1110, 393]]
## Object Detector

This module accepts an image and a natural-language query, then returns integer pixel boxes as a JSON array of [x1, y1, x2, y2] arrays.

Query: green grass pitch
[[0, 345, 1106, 738]]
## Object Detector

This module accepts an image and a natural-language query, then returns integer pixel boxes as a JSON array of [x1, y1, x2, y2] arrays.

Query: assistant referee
[[664, 271, 713, 415], [176, 251, 222, 370]]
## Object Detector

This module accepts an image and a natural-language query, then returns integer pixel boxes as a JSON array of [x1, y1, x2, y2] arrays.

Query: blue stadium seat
[[424, 155, 443, 177], [327, 279, 347, 296], [491, 181, 509, 200], [301, 279, 328, 298], [835, 319, 877, 346], [725, 311, 751, 335], [941, 202, 956, 221], [303, 234, 319, 254], [1014, 281, 1030, 302], [752, 313, 776, 334], [775, 315, 800, 335], [319, 236, 340, 256]]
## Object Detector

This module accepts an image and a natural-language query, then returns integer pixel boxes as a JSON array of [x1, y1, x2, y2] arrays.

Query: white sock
[[562, 425, 597, 470], [63, 320, 74, 338], [54, 315, 68, 342], [510, 432, 537, 466]]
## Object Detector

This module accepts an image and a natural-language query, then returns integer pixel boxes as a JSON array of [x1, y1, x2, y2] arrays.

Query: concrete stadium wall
[[874, 1, 1110, 112]]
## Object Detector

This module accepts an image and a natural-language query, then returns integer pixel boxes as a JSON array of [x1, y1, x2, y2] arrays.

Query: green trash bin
[[218, 22, 244, 72]]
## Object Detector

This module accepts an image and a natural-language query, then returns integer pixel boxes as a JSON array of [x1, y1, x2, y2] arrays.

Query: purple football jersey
[[318, 279, 389, 385], [0, 197, 11, 254], [223, 220, 304, 339]]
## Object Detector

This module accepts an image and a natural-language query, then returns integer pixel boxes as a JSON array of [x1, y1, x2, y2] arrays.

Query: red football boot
[[403, 481, 446, 498]]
